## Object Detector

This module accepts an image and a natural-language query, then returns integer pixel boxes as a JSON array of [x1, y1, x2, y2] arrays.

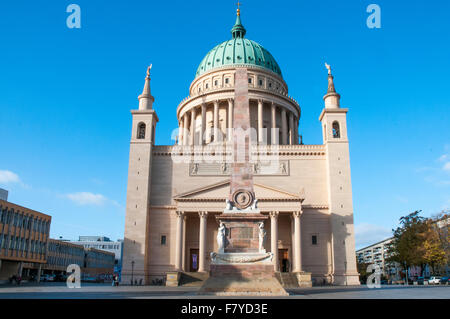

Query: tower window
[[332, 121, 340, 138], [160, 235, 166, 246], [137, 123, 146, 139], [312, 235, 318, 245]]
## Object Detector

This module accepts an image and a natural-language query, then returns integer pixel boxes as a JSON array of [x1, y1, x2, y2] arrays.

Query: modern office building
[[43, 238, 85, 275], [356, 238, 395, 276], [43, 238, 115, 281], [69, 236, 123, 275], [0, 199, 51, 283]]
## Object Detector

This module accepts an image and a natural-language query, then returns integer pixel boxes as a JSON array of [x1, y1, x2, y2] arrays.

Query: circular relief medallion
[[232, 190, 254, 210]]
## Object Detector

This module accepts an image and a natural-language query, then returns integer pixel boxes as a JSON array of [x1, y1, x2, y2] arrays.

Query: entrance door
[[278, 249, 290, 272], [190, 249, 199, 272]]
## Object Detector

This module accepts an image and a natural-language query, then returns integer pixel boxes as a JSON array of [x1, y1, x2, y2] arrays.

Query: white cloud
[[443, 162, 450, 172], [66, 192, 107, 206], [354, 223, 392, 249], [0, 170, 20, 184], [438, 154, 448, 162]]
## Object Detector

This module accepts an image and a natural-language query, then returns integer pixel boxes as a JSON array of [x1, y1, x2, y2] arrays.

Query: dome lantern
[[231, 6, 246, 39]]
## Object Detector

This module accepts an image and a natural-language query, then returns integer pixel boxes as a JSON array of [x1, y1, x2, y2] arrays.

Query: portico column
[[257, 99, 264, 144], [183, 114, 189, 146], [182, 215, 187, 271], [190, 107, 197, 145], [294, 116, 299, 145], [289, 112, 294, 145], [200, 103, 206, 145], [198, 211, 208, 272], [175, 211, 185, 271], [281, 108, 287, 145], [227, 99, 233, 142], [271, 102, 277, 145], [292, 211, 302, 272], [270, 211, 279, 272], [213, 100, 219, 142]]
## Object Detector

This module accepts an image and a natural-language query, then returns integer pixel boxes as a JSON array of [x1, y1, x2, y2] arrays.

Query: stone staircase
[[179, 272, 209, 287], [275, 272, 312, 288]]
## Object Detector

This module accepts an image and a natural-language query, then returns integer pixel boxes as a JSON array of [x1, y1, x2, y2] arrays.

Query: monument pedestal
[[198, 211, 288, 296]]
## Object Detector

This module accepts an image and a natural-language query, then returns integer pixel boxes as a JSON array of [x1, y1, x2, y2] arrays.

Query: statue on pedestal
[[217, 222, 226, 253], [258, 222, 266, 253]]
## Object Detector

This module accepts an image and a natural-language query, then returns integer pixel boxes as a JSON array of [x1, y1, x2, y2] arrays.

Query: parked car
[[440, 276, 449, 285], [54, 274, 67, 282], [41, 274, 55, 282], [417, 276, 425, 285], [428, 276, 441, 285]]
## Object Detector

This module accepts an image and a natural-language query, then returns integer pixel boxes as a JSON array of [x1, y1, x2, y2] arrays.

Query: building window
[[259, 79, 263, 86], [332, 121, 340, 138], [312, 235, 318, 245], [214, 80, 218, 86], [137, 123, 146, 139], [248, 78, 252, 84], [160, 235, 166, 245], [225, 78, 229, 84], [205, 83, 208, 89]]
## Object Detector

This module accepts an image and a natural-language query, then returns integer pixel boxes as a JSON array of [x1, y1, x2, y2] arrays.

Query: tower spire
[[323, 63, 340, 108], [231, 2, 246, 38], [138, 64, 155, 110]]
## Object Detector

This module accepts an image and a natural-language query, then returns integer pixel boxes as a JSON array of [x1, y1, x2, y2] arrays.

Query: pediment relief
[[173, 180, 304, 202]]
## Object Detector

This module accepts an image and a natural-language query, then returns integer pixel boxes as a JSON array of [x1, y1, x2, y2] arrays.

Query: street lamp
[[131, 260, 135, 286]]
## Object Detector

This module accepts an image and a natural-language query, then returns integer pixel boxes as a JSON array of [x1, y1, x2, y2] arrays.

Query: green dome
[[195, 13, 282, 78]]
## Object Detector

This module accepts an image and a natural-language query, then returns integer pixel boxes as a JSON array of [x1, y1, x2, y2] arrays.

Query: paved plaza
[[0, 283, 448, 299]]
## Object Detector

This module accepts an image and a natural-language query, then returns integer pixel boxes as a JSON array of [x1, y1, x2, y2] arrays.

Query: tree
[[387, 210, 449, 277], [356, 260, 370, 284], [425, 211, 450, 274], [386, 211, 428, 273]]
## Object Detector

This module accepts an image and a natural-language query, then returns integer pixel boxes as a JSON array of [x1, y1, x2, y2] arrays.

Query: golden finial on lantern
[[237, 1, 241, 16]]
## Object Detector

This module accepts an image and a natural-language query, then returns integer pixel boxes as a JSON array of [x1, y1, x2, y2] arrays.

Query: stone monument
[[198, 69, 288, 296]]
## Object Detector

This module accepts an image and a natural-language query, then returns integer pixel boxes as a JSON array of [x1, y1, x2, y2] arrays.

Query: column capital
[[214, 99, 220, 106], [293, 210, 303, 218], [198, 211, 208, 218], [269, 211, 279, 218], [257, 98, 264, 105], [227, 98, 234, 104], [176, 211, 185, 218]]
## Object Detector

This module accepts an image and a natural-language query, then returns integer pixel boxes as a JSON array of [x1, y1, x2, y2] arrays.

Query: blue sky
[[0, 0, 449, 249]]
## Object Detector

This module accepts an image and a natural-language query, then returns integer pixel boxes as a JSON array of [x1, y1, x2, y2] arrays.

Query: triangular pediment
[[173, 180, 303, 202]]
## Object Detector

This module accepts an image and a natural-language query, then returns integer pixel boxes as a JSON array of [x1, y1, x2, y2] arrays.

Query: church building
[[121, 9, 360, 286]]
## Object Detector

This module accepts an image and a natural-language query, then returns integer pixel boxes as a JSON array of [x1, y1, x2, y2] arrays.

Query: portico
[[172, 181, 305, 274]]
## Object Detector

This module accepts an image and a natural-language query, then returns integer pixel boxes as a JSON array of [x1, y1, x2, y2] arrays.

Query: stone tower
[[122, 66, 158, 285], [319, 65, 360, 285]]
